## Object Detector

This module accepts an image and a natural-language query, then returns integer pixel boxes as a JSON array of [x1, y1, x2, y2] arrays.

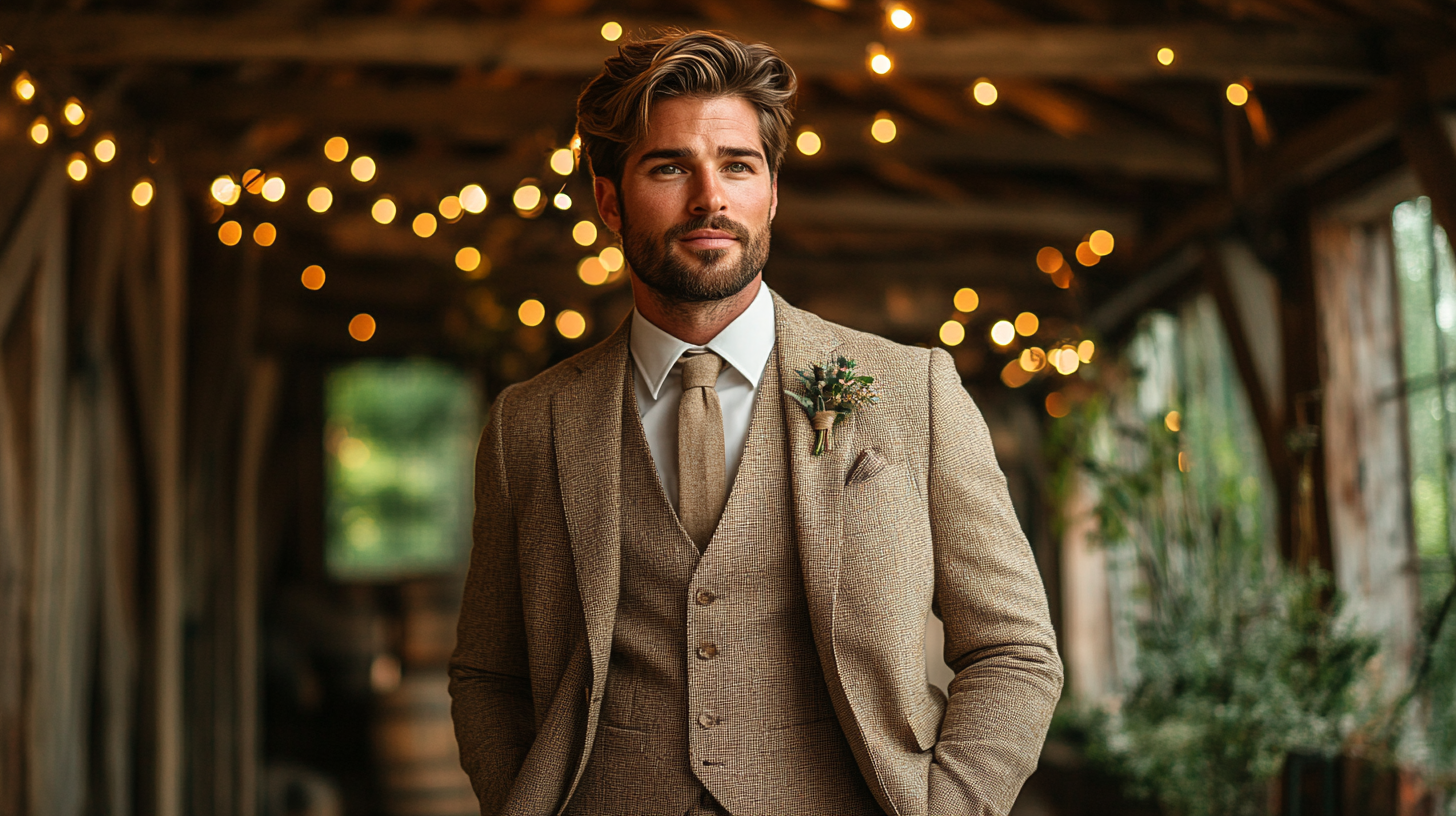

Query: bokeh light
[[953, 288, 979, 312], [324, 137, 349, 162], [573, 220, 598, 246], [301, 265, 326, 290], [349, 314, 376, 342], [351, 156, 376, 182], [371, 198, 397, 224], [253, 222, 277, 247], [307, 186, 333, 213], [218, 221, 242, 246], [797, 130, 822, 156], [990, 320, 1016, 346], [131, 179, 154, 207], [1014, 312, 1039, 336], [518, 299, 546, 327], [1036, 247, 1064, 274], [939, 320, 965, 346], [556, 310, 587, 339], [412, 212, 438, 237], [460, 184, 488, 213], [972, 80, 998, 106]]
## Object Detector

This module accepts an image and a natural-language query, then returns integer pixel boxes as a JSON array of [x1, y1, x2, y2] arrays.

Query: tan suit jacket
[[450, 291, 1063, 816]]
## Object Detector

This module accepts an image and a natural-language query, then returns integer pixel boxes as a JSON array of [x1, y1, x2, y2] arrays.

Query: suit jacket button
[[697, 712, 718, 729], [696, 589, 717, 606], [696, 642, 719, 660]]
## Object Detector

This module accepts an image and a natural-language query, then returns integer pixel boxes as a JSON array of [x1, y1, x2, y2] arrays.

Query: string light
[[439, 195, 463, 220], [253, 222, 277, 247], [796, 130, 822, 156], [241, 170, 265, 195], [1014, 312, 1039, 336], [62, 98, 86, 127], [573, 220, 598, 246], [1001, 360, 1033, 388], [518, 299, 546, 327], [1053, 346, 1080, 375], [1078, 339, 1096, 362], [939, 320, 965, 346], [371, 198, 397, 224], [990, 320, 1015, 346], [556, 310, 587, 339], [1157, 47, 1176, 66], [12, 72, 34, 103], [29, 117, 49, 145], [211, 176, 240, 205], [1036, 247, 1064, 274], [601, 21, 623, 41], [412, 212, 437, 237], [1075, 241, 1100, 266], [301, 265, 326, 290], [550, 148, 575, 176], [459, 184, 488, 213], [1019, 348, 1047, 373], [599, 246, 625, 272], [1165, 410, 1182, 432], [870, 114, 897, 144], [1089, 229, 1115, 256], [1226, 82, 1250, 106], [66, 153, 89, 182], [349, 314, 376, 342], [578, 257, 608, 285], [218, 221, 242, 246], [1051, 266, 1074, 289], [324, 136, 349, 162], [887, 3, 914, 29], [131, 179, 154, 207], [868, 44, 893, 75], [455, 247, 482, 274], [261, 176, 286, 202], [307, 186, 332, 213], [553, 192, 572, 210], [351, 156, 376, 182], [94, 135, 117, 163], [972, 79, 998, 106], [1046, 392, 1071, 418], [953, 288, 979, 312], [1178, 451, 1190, 472], [513, 183, 542, 212]]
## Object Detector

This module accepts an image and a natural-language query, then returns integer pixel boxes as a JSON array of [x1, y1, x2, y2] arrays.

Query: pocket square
[[845, 447, 890, 485]]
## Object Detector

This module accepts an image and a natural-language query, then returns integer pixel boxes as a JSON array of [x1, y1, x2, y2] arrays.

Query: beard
[[621, 211, 771, 304]]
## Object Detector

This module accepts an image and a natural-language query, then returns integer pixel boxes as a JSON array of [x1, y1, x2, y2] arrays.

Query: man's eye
[[654, 164, 684, 175], [726, 162, 751, 173]]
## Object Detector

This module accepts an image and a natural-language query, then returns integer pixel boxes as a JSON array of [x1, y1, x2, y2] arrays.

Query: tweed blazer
[[449, 290, 1063, 816]]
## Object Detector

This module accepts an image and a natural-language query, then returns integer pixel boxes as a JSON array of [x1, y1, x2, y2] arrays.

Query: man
[[449, 29, 1062, 816]]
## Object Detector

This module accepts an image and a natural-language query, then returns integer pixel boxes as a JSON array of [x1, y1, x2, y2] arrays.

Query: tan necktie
[[678, 352, 726, 553]]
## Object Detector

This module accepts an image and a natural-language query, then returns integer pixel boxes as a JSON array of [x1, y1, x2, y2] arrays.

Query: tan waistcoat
[[564, 348, 881, 816]]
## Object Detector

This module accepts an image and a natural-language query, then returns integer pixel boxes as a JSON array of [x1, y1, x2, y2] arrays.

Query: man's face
[[594, 95, 778, 304]]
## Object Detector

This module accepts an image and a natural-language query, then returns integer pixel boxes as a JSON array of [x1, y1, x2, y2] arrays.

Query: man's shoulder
[[778, 297, 937, 380], [488, 325, 627, 421]]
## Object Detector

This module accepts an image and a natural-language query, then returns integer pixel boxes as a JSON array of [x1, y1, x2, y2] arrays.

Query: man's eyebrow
[[637, 148, 692, 164], [718, 146, 765, 161]]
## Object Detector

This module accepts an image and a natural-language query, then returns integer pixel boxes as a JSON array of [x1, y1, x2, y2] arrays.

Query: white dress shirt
[[629, 283, 777, 513]]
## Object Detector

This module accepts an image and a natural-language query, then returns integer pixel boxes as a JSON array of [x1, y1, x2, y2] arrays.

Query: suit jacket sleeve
[[449, 386, 536, 813], [923, 347, 1064, 815]]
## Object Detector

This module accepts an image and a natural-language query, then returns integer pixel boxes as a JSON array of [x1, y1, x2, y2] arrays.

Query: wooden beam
[[775, 190, 1136, 238], [5, 13, 1378, 84], [1398, 110, 1456, 239]]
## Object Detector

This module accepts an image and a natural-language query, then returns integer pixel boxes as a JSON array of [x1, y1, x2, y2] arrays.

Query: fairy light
[[1014, 312, 1039, 336], [518, 299, 546, 327], [1165, 410, 1182, 432], [94, 135, 117, 163], [601, 21, 623, 41], [1157, 47, 1176, 66], [796, 130, 822, 156], [261, 176, 286, 202], [62, 98, 86, 127], [218, 221, 243, 246], [349, 314, 376, 342], [29, 117, 50, 145], [12, 72, 35, 103], [1046, 392, 1071, 418], [1001, 360, 1033, 388], [1036, 247, 1064, 274], [939, 320, 965, 346], [1078, 339, 1095, 362], [553, 192, 572, 210], [887, 3, 914, 29], [371, 197, 397, 225], [870, 114, 897, 144], [1019, 348, 1047, 373], [211, 176, 239, 205], [301, 265, 326, 290], [1226, 82, 1250, 106], [990, 320, 1015, 346], [972, 79, 998, 106], [66, 153, 89, 182], [953, 288, 979, 312], [556, 310, 587, 339], [578, 257, 608, 285], [513, 183, 542, 212], [307, 186, 332, 213], [131, 179, 154, 207], [412, 212, 438, 237], [459, 184, 488, 214], [868, 43, 893, 75], [1053, 346, 1080, 375], [1075, 241, 1101, 267], [550, 148, 575, 176], [599, 246, 625, 272], [253, 222, 276, 247], [455, 247, 482, 274], [351, 156, 376, 182], [438, 195, 463, 220], [573, 220, 598, 246], [324, 137, 349, 162], [1089, 229, 1115, 256]]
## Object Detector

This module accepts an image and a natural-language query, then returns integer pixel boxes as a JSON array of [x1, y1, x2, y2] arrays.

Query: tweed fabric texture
[[450, 290, 1063, 816], [677, 352, 727, 552]]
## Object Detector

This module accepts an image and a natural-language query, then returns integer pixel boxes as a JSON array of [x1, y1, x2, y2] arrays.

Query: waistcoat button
[[696, 642, 719, 660], [697, 712, 719, 729], [695, 589, 717, 606]]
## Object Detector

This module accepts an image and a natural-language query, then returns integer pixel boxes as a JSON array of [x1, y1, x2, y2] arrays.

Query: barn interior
[[2, 0, 1456, 814]]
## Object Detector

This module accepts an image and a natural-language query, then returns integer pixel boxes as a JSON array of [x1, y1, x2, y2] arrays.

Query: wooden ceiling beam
[[4, 13, 1378, 85], [774, 190, 1136, 238]]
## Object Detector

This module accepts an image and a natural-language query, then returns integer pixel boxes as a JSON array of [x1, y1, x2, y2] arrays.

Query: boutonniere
[[785, 356, 879, 456]]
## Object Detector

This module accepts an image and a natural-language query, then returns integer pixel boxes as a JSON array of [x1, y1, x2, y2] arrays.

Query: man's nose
[[688, 172, 727, 215]]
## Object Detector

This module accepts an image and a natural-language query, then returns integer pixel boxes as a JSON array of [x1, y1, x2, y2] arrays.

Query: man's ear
[[594, 176, 622, 233], [769, 173, 778, 224]]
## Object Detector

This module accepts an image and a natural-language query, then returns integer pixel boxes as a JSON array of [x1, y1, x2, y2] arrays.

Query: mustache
[[664, 215, 750, 243]]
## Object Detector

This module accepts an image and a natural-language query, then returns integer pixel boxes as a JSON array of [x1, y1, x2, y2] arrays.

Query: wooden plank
[[4, 13, 1378, 84], [0, 170, 65, 338], [775, 190, 1137, 238]]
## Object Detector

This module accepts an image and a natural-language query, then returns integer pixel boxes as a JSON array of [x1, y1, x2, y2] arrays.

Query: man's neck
[[630, 275, 762, 346]]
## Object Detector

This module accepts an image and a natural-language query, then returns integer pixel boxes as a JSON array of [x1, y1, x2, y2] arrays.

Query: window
[[1391, 196, 1456, 608], [324, 359, 482, 580]]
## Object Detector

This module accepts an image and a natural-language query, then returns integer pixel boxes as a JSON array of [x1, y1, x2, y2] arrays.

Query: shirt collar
[[630, 283, 776, 400]]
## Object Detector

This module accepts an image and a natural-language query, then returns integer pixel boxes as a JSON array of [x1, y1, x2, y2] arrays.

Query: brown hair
[[575, 29, 797, 187]]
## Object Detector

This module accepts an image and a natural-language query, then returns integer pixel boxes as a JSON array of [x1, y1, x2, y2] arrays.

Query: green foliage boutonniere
[[785, 357, 879, 456]]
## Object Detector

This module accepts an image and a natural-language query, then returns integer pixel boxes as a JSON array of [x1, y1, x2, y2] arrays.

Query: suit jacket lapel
[[773, 291, 853, 652], [552, 315, 631, 693]]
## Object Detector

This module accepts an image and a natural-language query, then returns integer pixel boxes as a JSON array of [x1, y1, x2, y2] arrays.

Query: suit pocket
[[908, 689, 947, 752], [845, 446, 890, 486]]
